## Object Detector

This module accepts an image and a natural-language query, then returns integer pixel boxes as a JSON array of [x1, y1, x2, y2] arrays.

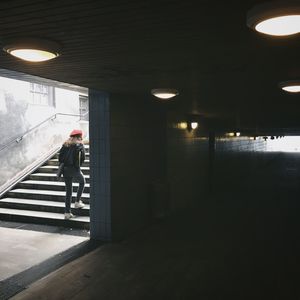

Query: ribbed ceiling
[[0, 0, 298, 128]]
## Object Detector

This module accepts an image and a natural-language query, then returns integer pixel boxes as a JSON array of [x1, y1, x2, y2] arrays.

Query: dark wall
[[166, 113, 209, 210], [211, 136, 300, 199], [110, 95, 166, 240], [165, 128, 283, 211], [104, 92, 300, 242], [213, 137, 268, 193], [210, 138, 300, 285]]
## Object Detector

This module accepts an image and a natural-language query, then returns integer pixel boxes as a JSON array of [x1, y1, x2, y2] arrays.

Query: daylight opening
[[266, 136, 300, 152]]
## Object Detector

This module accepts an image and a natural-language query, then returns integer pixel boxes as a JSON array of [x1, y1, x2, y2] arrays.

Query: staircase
[[0, 145, 90, 229]]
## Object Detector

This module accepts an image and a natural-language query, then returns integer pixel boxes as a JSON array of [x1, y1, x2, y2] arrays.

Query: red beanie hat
[[70, 129, 83, 137]]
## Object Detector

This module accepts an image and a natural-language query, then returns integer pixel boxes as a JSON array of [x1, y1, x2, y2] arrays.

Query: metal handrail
[[0, 145, 60, 198], [0, 111, 89, 153]]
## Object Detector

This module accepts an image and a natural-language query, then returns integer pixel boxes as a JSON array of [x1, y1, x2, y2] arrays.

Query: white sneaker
[[75, 200, 85, 209], [64, 213, 74, 219]]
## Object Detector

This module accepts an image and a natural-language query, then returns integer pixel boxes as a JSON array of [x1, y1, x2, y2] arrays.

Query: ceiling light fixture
[[279, 80, 300, 93], [151, 88, 179, 100], [247, 1, 300, 36], [3, 38, 61, 62]]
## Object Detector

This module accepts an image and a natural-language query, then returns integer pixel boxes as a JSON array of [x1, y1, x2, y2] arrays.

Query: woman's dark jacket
[[58, 143, 85, 177]]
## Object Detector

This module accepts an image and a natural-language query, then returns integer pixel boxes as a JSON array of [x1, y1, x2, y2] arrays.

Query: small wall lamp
[[187, 122, 198, 131], [191, 122, 198, 130], [178, 122, 188, 130], [226, 132, 241, 137], [177, 121, 198, 131]]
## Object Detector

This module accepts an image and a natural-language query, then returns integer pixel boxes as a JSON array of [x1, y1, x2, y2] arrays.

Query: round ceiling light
[[151, 88, 179, 99], [279, 80, 300, 93], [247, 1, 300, 36], [3, 38, 61, 62]]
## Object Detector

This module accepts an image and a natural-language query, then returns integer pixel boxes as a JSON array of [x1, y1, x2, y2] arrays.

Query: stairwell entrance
[[0, 144, 91, 229], [0, 71, 104, 298], [0, 73, 91, 230]]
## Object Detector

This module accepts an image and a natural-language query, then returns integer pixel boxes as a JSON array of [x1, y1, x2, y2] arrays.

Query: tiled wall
[[213, 137, 268, 192], [89, 90, 111, 241], [166, 131, 279, 210], [211, 138, 300, 262]]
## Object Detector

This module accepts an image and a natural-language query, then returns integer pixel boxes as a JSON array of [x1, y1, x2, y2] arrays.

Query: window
[[29, 83, 54, 106], [79, 95, 89, 121]]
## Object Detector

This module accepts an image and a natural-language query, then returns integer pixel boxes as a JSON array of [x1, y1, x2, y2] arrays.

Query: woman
[[59, 129, 86, 219]]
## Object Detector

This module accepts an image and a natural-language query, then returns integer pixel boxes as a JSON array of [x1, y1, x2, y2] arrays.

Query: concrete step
[[17, 180, 90, 193], [29, 173, 90, 183], [56, 145, 89, 153], [6, 189, 90, 203], [53, 152, 90, 159], [0, 207, 89, 229], [0, 198, 89, 216], [0, 146, 91, 230], [58, 144, 90, 150], [48, 159, 90, 167], [38, 165, 90, 175]]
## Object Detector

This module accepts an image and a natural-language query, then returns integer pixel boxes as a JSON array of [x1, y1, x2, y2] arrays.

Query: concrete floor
[[0, 221, 89, 282], [6, 153, 300, 299], [9, 188, 300, 300]]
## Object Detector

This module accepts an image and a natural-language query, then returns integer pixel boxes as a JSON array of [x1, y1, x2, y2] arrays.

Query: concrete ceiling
[[0, 0, 299, 131]]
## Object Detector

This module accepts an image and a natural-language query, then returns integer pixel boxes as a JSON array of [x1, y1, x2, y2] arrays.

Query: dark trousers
[[64, 170, 86, 213]]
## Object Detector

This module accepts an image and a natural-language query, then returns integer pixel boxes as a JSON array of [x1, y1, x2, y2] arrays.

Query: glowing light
[[247, 1, 300, 36], [282, 85, 300, 93], [279, 81, 300, 93], [3, 38, 61, 62], [266, 136, 300, 152], [227, 132, 235, 137], [236, 132, 241, 137], [178, 122, 188, 129], [151, 89, 179, 99], [255, 15, 300, 36], [8, 49, 58, 62], [191, 122, 198, 130]]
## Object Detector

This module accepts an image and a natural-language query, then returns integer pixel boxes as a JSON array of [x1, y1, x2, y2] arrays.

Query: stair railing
[[0, 111, 89, 153], [0, 146, 60, 199], [0, 110, 89, 197]]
